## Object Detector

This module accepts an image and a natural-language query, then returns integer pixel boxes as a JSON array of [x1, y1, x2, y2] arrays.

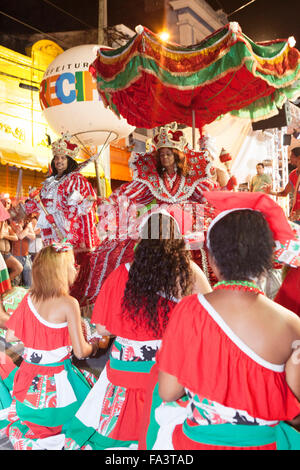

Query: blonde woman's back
[[30, 294, 78, 325]]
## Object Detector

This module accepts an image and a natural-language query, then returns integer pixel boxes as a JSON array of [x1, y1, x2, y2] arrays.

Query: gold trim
[[99, 54, 300, 98], [96, 28, 299, 83], [98, 36, 235, 82]]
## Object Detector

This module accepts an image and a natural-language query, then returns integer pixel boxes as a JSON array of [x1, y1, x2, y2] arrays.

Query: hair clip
[[52, 238, 73, 253]]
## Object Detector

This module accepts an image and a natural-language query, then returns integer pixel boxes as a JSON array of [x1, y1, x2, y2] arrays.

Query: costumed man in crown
[[25, 133, 100, 252]]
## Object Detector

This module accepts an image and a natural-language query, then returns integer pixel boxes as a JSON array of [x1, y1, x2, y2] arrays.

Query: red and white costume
[[26, 133, 100, 250], [71, 124, 220, 309], [143, 294, 300, 450], [33, 171, 100, 249], [109, 147, 217, 206], [71, 145, 219, 309], [64, 263, 179, 450], [140, 192, 300, 450], [1, 294, 95, 450]]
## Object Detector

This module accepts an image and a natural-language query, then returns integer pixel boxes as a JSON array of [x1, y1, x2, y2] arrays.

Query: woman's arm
[[285, 346, 300, 401], [16, 222, 36, 241], [283, 311, 300, 402], [190, 260, 212, 295], [5, 328, 20, 343], [216, 168, 229, 188], [66, 297, 99, 359], [158, 370, 185, 402], [264, 181, 292, 197], [0, 301, 10, 329], [3, 224, 18, 242], [96, 324, 112, 336]]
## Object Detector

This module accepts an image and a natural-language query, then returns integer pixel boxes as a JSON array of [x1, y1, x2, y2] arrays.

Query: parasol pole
[[192, 110, 196, 149], [98, 0, 107, 45], [96, 0, 108, 197], [94, 155, 103, 196], [74, 132, 112, 198]]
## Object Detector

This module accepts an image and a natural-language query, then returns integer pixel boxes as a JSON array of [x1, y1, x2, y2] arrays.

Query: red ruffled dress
[[2, 294, 94, 450], [64, 263, 179, 450], [148, 294, 300, 450]]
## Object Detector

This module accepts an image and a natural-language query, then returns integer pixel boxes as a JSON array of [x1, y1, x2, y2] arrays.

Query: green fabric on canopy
[[90, 23, 300, 130]]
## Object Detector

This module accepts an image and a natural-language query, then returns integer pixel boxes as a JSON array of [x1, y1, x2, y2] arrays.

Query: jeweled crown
[[51, 133, 80, 160], [153, 122, 187, 153]]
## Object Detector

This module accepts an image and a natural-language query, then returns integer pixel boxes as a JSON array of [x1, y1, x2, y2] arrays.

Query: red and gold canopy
[[90, 22, 300, 130]]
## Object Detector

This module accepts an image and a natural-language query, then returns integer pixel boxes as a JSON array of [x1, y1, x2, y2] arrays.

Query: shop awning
[[0, 147, 49, 173], [0, 145, 99, 178]]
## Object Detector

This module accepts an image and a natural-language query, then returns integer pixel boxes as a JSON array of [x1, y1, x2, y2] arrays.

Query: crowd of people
[[0, 128, 300, 451], [0, 195, 41, 289]]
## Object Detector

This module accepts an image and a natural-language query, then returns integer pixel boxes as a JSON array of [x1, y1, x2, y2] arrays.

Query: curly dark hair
[[122, 213, 193, 336], [155, 148, 189, 177], [292, 147, 300, 158], [208, 210, 274, 281], [49, 155, 79, 178]]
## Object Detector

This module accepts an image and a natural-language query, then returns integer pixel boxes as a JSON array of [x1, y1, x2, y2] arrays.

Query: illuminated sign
[[39, 70, 99, 110]]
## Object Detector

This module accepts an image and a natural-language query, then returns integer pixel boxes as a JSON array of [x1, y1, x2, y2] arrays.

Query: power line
[[0, 9, 69, 47], [39, 0, 95, 30], [228, 0, 256, 17], [0, 4, 130, 51]]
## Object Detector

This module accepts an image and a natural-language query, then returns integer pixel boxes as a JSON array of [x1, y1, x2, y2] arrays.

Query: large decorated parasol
[[90, 22, 300, 131]]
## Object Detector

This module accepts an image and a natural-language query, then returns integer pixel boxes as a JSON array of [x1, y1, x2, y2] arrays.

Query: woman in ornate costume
[[63, 209, 211, 450], [106, 122, 218, 207], [141, 191, 300, 450], [26, 133, 100, 252], [71, 123, 221, 311], [0, 243, 100, 450]]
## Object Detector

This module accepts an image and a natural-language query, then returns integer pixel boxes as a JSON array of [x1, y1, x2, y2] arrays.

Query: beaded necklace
[[213, 280, 264, 296], [166, 172, 177, 187]]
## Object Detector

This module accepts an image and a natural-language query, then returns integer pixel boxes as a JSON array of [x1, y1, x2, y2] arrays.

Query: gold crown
[[153, 122, 187, 153], [51, 133, 80, 160]]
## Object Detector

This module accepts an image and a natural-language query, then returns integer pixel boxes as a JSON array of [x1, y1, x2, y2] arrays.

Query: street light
[[158, 31, 170, 42]]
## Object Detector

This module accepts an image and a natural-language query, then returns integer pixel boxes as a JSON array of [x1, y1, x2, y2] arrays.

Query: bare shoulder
[[64, 295, 80, 308], [57, 295, 80, 315], [262, 295, 300, 337], [190, 259, 205, 275], [189, 260, 212, 294]]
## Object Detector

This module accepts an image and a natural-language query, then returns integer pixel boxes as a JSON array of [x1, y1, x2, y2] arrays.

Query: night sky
[[0, 0, 299, 45]]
